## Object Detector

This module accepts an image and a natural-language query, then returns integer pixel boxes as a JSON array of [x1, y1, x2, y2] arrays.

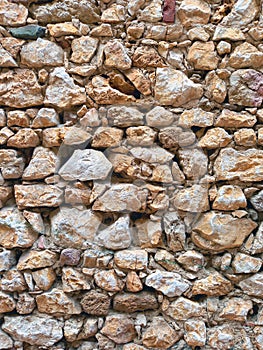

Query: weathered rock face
[[101, 315, 136, 344]]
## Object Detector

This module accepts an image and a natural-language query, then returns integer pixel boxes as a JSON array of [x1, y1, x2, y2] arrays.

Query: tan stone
[[215, 109, 257, 128], [126, 271, 143, 292], [0, 37, 25, 58], [178, 148, 208, 180], [32, 108, 59, 128], [32, 267, 56, 291], [229, 42, 263, 69], [104, 40, 132, 70], [113, 292, 158, 313], [188, 27, 209, 41], [0, 0, 28, 26], [62, 267, 90, 292], [207, 326, 235, 350], [214, 148, 263, 182], [217, 40, 231, 55], [92, 127, 123, 148], [178, 0, 211, 27], [177, 250, 205, 272], [146, 106, 174, 127], [133, 46, 164, 68], [142, 317, 180, 349], [0, 329, 13, 349], [36, 288, 82, 314], [0, 186, 13, 208], [213, 185, 247, 210], [0, 127, 14, 146], [17, 250, 57, 270], [174, 185, 209, 212], [234, 128, 256, 147], [0, 45, 17, 67], [258, 128, 263, 145], [232, 253, 262, 274], [124, 68, 151, 95], [0, 149, 25, 179], [71, 36, 98, 63], [179, 108, 214, 128], [239, 273, 263, 298], [23, 147, 57, 180], [107, 106, 144, 127], [50, 207, 101, 249], [47, 22, 80, 36], [45, 67, 86, 109], [2, 315, 63, 346], [221, 0, 259, 28], [188, 41, 219, 70], [21, 38, 64, 67], [213, 25, 246, 41], [14, 184, 63, 208], [138, 0, 163, 22], [192, 271, 233, 296], [219, 298, 252, 322], [81, 290, 110, 316], [0, 207, 38, 248], [16, 293, 35, 315], [146, 270, 190, 297], [205, 71, 227, 103], [159, 127, 195, 148], [192, 211, 257, 251], [0, 69, 43, 108], [251, 190, 263, 212], [165, 297, 205, 320], [7, 110, 30, 127], [65, 183, 91, 206], [126, 126, 156, 146], [155, 67, 203, 107], [101, 315, 136, 344], [90, 23, 113, 37], [0, 269, 26, 292], [199, 128, 232, 149], [184, 320, 206, 347], [101, 4, 125, 23], [7, 128, 39, 148], [135, 218, 163, 247], [94, 269, 125, 292], [114, 249, 148, 270]]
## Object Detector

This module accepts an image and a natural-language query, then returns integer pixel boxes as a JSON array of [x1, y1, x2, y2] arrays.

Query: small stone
[[205, 71, 227, 103], [127, 126, 156, 146], [60, 248, 81, 266], [0, 37, 25, 59], [0, 249, 16, 272], [207, 326, 235, 350], [90, 23, 113, 37], [179, 108, 214, 127], [7, 110, 30, 127], [0, 45, 17, 67], [232, 253, 262, 273], [17, 250, 57, 270], [124, 68, 152, 96], [50, 207, 101, 249], [62, 267, 90, 292], [163, 0, 176, 23], [159, 127, 195, 148], [95, 216, 131, 251], [155, 67, 203, 107], [142, 316, 181, 349], [45, 67, 86, 109], [101, 315, 136, 344], [0, 186, 13, 207], [91, 127, 123, 148], [188, 41, 219, 70], [239, 273, 263, 297], [165, 297, 205, 320], [217, 41, 231, 55], [146, 270, 190, 297], [133, 46, 164, 68], [178, 0, 211, 27], [7, 128, 39, 148], [130, 146, 173, 164], [14, 184, 63, 208], [215, 109, 257, 128], [21, 38, 64, 67], [139, 0, 162, 22], [184, 320, 206, 347], [163, 211, 186, 252], [174, 185, 209, 212], [178, 148, 208, 180], [199, 128, 232, 149], [32, 267, 56, 291], [113, 292, 158, 313], [229, 42, 263, 69], [94, 269, 124, 292], [16, 293, 35, 315], [234, 128, 256, 147], [126, 271, 143, 292], [219, 297, 252, 322], [0, 149, 25, 179], [0, 207, 38, 248], [258, 128, 263, 145], [192, 211, 257, 251], [114, 249, 148, 270], [214, 148, 263, 182], [213, 185, 247, 210], [2, 315, 63, 346], [108, 106, 144, 127], [9, 25, 45, 39], [191, 271, 233, 296], [0, 292, 16, 313], [0, 127, 14, 146], [0, 0, 28, 26], [128, 0, 145, 16], [93, 184, 148, 212], [104, 40, 132, 70], [0, 269, 26, 292], [177, 250, 205, 272], [71, 36, 98, 63], [251, 190, 263, 212], [0, 69, 43, 108], [81, 290, 111, 316], [101, 4, 125, 23], [135, 218, 163, 247], [32, 108, 59, 128], [213, 25, 246, 41], [146, 106, 174, 127], [47, 22, 80, 36], [59, 149, 112, 181], [188, 27, 210, 41], [36, 288, 82, 314], [0, 329, 13, 349]]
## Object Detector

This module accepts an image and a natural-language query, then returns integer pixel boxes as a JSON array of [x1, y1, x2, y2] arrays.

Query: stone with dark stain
[[9, 25, 46, 40], [163, 0, 176, 23]]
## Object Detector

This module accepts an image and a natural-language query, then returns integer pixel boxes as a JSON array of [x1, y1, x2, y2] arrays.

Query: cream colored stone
[[130, 146, 173, 164], [178, 148, 208, 180], [221, 0, 259, 28], [94, 269, 124, 292], [114, 249, 148, 270], [215, 109, 256, 128], [155, 67, 203, 107], [232, 253, 262, 273], [32, 108, 59, 128], [0, 329, 13, 349], [0, 0, 28, 26], [229, 42, 263, 69], [205, 71, 227, 103], [0, 45, 17, 67], [178, 0, 211, 27], [177, 250, 205, 272], [188, 41, 219, 70], [126, 126, 156, 146], [32, 267, 56, 291], [101, 315, 136, 344], [71, 36, 98, 63], [104, 40, 132, 70], [0, 37, 25, 58], [17, 250, 57, 270], [219, 298, 252, 322], [192, 271, 233, 296], [0, 127, 14, 146], [146, 106, 174, 127], [213, 185, 247, 210], [165, 297, 205, 320], [179, 108, 214, 127], [90, 23, 113, 37], [184, 320, 206, 347], [258, 128, 263, 145], [217, 41, 231, 55], [139, 0, 162, 22], [47, 22, 80, 36], [207, 325, 235, 350], [92, 127, 123, 148], [234, 128, 256, 147], [7, 128, 39, 148], [124, 68, 151, 95], [213, 25, 246, 41], [0, 292, 16, 313], [159, 127, 195, 148], [101, 4, 125, 23], [199, 128, 232, 149], [135, 218, 163, 247], [62, 267, 90, 292], [23, 147, 57, 180], [239, 273, 263, 297], [174, 185, 209, 212], [108, 106, 144, 127]]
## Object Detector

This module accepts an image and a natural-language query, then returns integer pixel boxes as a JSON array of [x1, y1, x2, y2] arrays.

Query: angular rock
[[213, 185, 247, 210], [188, 41, 219, 70], [165, 297, 205, 320], [0, 292, 16, 313], [155, 67, 203, 107], [177, 250, 205, 272], [205, 71, 227, 103], [0, 207, 38, 248], [7, 128, 39, 148], [101, 315, 136, 344], [139, 0, 162, 22], [184, 320, 206, 347], [215, 109, 257, 128], [113, 292, 158, 313], [124, 68, 152, 96], [50, 207, 101, 249], [62, 267, 90, 292], [130, 146, 173, 164], [146, 106, 174, 127], [163, 0, 176, 23], [0, 69, 43, 108], [94, 269, 124, 292], [126, 271, 143, 292], [9, 25, 45, 39], [45, 67, 86, 109], [36, 288, 82, 314], [0, 149, 25, 179], [95, 216, 131, 250], [16, 293, 35, 315], [59, 149, 112, 181], [159, 127, 195, 148], [219, 297, 252, 322], [192, 211, 257, 251], [14, 184, 63, 208], [60, 248, 81, 266], [33, 267, 56, 291], [0, 0, 28, 26], [207, 326, 235, 350], [104, 40, 132, 70], [221, 0, 259, 28], [0, 249, 16, 272], [135, 218, 163, 247], [142, 317, 180, 349], [91, 127, 123, 148], [2, 315, 63, 346], [81, 290, 110, 316], [23, 211, 44, 234], [108, 106, 144, 127], [101, 4, 125, 23], [93, 184, 148, 212], [178, 0, 211, 27], [229, 69, 263, 107], [251, 190, 263, 212], [146, 270, 190, 297], [23, 147, 57, 180], [174, 185, 209, 212], [192, 271, 233, 296], [178, 148, 208, 180], [0, 329, 13, 349], [163, 211, 186, 252], [213, 25, 246, 41], [133, 46, 164, 68], [127, 126, 156, 146], [234, 128, 256, 147], [199, 128, 232, 149], [179, 108, 214, 127], [71, 36, 98, 63], [17, 250, 57, 270], [0, 269, 26, 292], [114, 249, 148, 270], [0, 45, 17, 67], [214, 148, 263, 182], [7, 110, 29, 127], [239, 273, 263, 298], [229, 42, 263, 69], [232, 253, 262, 274], [47, 22, 80, 36]]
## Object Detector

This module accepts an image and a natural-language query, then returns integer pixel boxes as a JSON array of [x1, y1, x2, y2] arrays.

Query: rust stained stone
[[163, 0, 176, 23]]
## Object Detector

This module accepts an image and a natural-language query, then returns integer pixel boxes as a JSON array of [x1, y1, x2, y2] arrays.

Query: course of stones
[[0, 0, 263, 349]]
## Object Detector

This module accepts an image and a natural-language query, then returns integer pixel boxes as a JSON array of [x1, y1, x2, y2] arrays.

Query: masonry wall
[[0, 0, 263, 349]]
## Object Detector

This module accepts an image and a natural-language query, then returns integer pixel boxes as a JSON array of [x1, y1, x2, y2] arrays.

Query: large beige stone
[[94, 269, 124, 292], [2, 315, 63, 346], [213, 185, 247, 210], [107, 106, 144, 127], [0, 0, 28, 26], [192, 211, 257, 251], [229, 42, 263, 69], [219, 297, 253, 322], [191, 271, 233, 296], [44, 67, 86, 109], [239, 273, 263, 297], [215, 109, 257, 128], [101, 315, 136, 344], [178, 0, 211, 27], [221, 0, 259, 28], [179, 108, 214, 127], [0, 45, 17, 67], [174, 185, 209, 212], [133, 46, 164, 68], [165, 297, 205, 320], [0, 149, 25, 179], [214, 148, 263, 182], [71, 36, 98, 63], [104, 40, 132, 70], [138, 0, 162, 22], [7, 128, 39, 148], [62, 267, 90, 292], [23, 147, 57, 180], [114, 249, 148, 270], [188, 41, 219, 70], [91, 127, 123, 148], [130, 146, 174, 164], [155, 67, 203, 107], [17, 250, 57, 270], [0, 69, 43, 108], [124, 68, 152, 95], [32, 267, 56, 291], [199, 128, 232, 149], [21, 38, 64, 67]]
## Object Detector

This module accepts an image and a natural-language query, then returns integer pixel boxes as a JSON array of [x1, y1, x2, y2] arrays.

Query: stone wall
[[0, 0, 263, 349]]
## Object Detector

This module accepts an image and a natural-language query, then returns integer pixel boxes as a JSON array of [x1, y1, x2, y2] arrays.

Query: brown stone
[[92, 127, 123, 148], [126, 271, 143, 292], [113, 292, 158, 312], [213, 185, 247, 210], [94, 269, 124, 292], [174, 185, 209, 212], [188, 41, 219, 70], [71, 36, 98, 63], [124, 68, 152, 95], [219, 298, 252, 322], [101, 315, 136, 344], [81, 290, 111, 316], [215, 109, 256, 128], [17, 250, 57, 270], [199, 128, 232, 149], [191, 271, 233, 296], [32, 267, 56, 291], [16, 293, 35, 315], [184, 320, 206, 347], [7, 128, 39, 148]]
